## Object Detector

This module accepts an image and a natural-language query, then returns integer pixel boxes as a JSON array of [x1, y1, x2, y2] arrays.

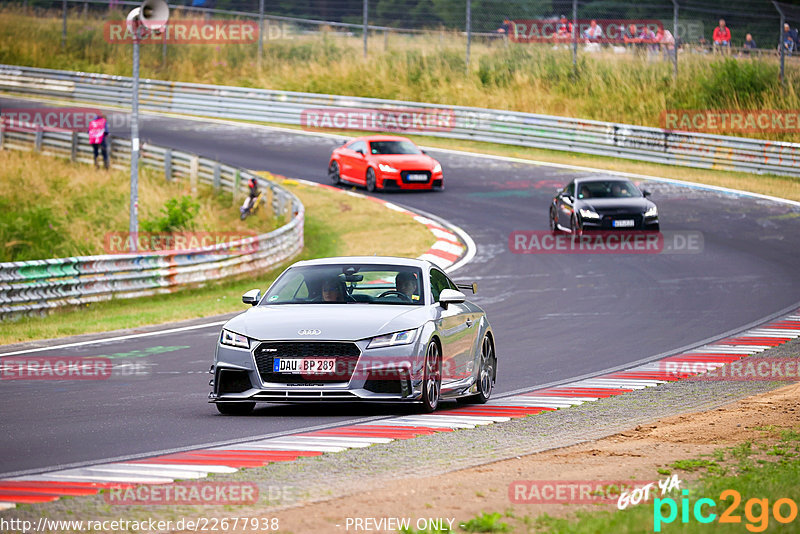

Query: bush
[[141, 195, 200, 233]]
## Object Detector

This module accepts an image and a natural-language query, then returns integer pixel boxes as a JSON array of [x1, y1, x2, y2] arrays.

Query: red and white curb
[[1, 311, 798, 509], [291, 178, 469, 271]]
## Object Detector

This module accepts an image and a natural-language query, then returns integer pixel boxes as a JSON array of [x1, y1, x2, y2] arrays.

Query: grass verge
[[0, 178, 435, 345], [0, 150, 275, 262]]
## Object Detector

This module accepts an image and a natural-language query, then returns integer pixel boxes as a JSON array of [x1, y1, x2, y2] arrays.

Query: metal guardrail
[[1, 64, 798, 177], [0, 127, 304, 320]]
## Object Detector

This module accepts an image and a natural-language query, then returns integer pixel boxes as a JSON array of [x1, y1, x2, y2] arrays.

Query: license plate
[[273, 358, 336, 374], [406, 174, 428, 182], [613, 219, 634, 228]]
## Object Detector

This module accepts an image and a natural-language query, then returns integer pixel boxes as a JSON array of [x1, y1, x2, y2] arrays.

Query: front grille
[[601, 214, 644, 230], [254, 342, 361, 384], [400, 170, 431, 184]]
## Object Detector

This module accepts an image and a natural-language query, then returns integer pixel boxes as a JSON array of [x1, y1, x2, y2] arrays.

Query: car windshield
[[577, 180, 642, 199], [262, 264, 424, 305], [370, 141, 421, 155]]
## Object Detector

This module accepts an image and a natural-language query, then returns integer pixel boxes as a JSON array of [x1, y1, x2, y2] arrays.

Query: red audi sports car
[[328, 135, 444, 192]]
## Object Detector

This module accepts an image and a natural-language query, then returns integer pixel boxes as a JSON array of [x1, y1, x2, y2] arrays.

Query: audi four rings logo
[[298, 329, 321, 335]]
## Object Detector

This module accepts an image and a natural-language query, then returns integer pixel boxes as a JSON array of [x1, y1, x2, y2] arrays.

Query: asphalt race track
[[2, 97, 800, 476]]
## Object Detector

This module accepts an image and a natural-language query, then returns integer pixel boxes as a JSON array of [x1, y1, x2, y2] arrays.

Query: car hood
[[578, 197, 654, 214], [374, 154, 436, 169], [224, 304, 430, 342]]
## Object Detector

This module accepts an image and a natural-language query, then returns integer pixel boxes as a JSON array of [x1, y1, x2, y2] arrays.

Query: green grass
[[459, 513, 512, 533], [0, 179, 435, 345], [0, 150, 274, 262], [1, 7, 798, 142]]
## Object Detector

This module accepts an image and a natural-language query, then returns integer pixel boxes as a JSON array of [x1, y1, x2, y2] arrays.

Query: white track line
[[0, 321, 226, 357]]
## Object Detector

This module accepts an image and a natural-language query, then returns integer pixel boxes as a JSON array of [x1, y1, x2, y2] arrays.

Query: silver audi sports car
[[209, 256, 496, 415]]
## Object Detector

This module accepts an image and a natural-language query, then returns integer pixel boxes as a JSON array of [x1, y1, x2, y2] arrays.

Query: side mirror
[[421, 149, 428, 155], [242, 289, 261, 306], [643, 190, 652, 198], [356, 149, 365, 156], [439, 288, 466, 309]]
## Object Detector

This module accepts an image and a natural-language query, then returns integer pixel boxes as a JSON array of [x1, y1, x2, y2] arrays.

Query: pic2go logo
[[654, 489, 798, 532]]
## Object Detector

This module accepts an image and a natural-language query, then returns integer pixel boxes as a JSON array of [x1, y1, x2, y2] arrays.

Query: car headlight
[[644, 205, 658, 218], [579, 208, 600, 219], [432, 163, 442, 174], [378, 163, 399, 173], [367, 328, 418, 349], [220, 329, 250, 349]]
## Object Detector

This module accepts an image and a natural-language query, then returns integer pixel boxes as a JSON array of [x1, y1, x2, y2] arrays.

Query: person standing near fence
[[712, 19, 731, 53], [783, 23, 797, 56], [88, 112, 109, 170]]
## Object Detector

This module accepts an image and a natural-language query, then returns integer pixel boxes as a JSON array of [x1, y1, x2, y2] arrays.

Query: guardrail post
[[0, 126, 4, 150], [34, 129, 43, 152], [107, 135, 114, 165], [70, 132, 78, 161], [164, 148, 172, 182], [213, 162, 221, 190], [189, 155, 198, 195], [233, 170, 241, 206]]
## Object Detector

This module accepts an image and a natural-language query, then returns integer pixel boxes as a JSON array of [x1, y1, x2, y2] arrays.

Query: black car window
[[564, 182, 575, 197], [430, 268, 451, 302], [370, 140, 421, 155]]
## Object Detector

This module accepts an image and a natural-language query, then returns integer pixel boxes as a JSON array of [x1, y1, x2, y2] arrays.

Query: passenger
[[579, 185, 592, 199], [611, 182, 630, 197], [321, 277, 345, 302]]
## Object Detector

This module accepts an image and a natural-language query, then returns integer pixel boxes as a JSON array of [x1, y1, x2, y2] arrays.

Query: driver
[[395, 272, 418, 300], [321, 277, 345, 302]]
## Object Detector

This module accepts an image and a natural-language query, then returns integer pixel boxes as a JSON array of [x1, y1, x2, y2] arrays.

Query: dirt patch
[[263, 382, 800, 533]]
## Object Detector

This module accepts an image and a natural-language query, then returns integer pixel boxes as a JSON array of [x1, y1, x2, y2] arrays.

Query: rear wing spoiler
[[456, 282, 477, 294]]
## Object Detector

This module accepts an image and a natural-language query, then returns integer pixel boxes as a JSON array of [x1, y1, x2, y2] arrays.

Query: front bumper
[[581, 213, 659, 231], [209, 340, 426, 404], [379, 170, 443, 190]]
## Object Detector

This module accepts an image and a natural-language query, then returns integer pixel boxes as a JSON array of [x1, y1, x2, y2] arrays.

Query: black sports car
[[550, 178, 660, 234]]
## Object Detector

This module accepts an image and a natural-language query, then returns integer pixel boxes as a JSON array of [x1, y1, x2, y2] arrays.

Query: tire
[[329, 161, 340, 185], [420, 340, 441, 413], [366, 167, 377, 193], [571, 214, 583, 237], [216, 402, 255, 416], [458, 335, 495, 405], [549, 207, 558, 233]]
